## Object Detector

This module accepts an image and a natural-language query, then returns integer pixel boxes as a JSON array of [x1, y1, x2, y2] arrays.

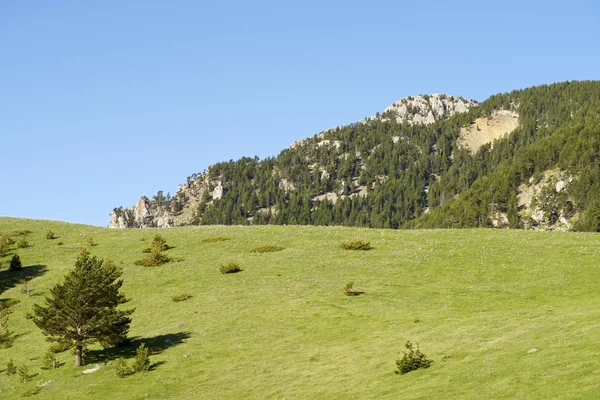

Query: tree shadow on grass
[[85, 331, 192, 365], [0, 265, 47, 296]]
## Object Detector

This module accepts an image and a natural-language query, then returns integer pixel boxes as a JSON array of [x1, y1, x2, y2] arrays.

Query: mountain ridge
[[110, 81, 600, 232]]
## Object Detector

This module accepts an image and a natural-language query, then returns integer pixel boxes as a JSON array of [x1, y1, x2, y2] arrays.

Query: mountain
[[109, 81, 600, 232]]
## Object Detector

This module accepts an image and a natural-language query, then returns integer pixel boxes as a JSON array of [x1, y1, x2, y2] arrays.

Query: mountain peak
[[376, 93, 478, 125]]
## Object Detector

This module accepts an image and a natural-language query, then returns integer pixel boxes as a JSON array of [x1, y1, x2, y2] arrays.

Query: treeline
[[166, 81, 600, 231]]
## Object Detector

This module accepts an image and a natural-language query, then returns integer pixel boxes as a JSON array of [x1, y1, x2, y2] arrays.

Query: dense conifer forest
[[117, 81, 600, 231]]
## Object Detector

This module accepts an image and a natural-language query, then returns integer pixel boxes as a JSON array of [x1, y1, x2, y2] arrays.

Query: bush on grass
[[395, 341, 433, 374], [202, 236, 231, 243], [219, 262, 241, 274], [251, 245, 284, 253], [340, 240, 372, 251], [172, 293, 192, 302], [9, 255, 22, 271]]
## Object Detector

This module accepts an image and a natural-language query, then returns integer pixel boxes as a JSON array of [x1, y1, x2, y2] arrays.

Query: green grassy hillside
[[1, 217, 600, 399]]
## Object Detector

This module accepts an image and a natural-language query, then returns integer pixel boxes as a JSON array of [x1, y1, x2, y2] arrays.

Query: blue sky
[[1, 1, 599, 226]]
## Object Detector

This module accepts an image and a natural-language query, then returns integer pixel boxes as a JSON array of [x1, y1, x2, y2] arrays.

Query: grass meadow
[[1, 217, 600, 399]]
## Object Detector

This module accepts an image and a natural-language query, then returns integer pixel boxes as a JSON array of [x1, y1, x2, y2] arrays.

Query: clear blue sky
[[1, 1, 598, 226]]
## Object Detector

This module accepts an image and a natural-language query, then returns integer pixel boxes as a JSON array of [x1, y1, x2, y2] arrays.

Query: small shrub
[[21, 385, 41, 397], [0, 236, 10, 256], [340, 240, 372, 251], [136, 235, 171, 266], [132, 343, 151, 372], [57, 241, 64, 246], [219, 262, 241, 274], [21, 284, 35, 297], [87, 237, 95, 247], [202, 236, 231, 243], [134, 250, 170, 267], [147, 234, 169, 251], [6, 359, 17, 375], [9, 255, 22, 271], [13, 230, 32, 236], [343, 281, 363, 296], [45, 230, 55, 240], [18, 365, 29, 383], [172, 293, 192, 302], [395, 341, 433, 375], [0, 298, 20, 310], [251, 245, 284, 253], [0, 312, 14, 348], [49, 341, 72, 353], [42, 351, 59, 370], [17, 238, 30, 249], [114, 357, 133, 377]]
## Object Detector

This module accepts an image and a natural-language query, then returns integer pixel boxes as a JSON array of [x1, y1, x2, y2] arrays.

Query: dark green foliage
[[340, 240, 372, 250], [134, 250, 169, 267], [251, 245, 284, 253], [202, 236, 231, 243], [17, 237, 30, 248], [42, 350, 59, 369], [33, 251, 134, 367], [45, 230, 55, 240], [136, 235, 170, 266], [57, 241, 64, 246], [6, 359, 17, 375], [220, 262, 241, 274], [395, 341, 433, 374], [171, 293, 192, 302], [114, 357, 133, 377], [124, 80, 600, 232], [9, 255, 22, 271], [145, 234, 169, 252], [132, 343, 151, 372], [18, 365, 29, 383]]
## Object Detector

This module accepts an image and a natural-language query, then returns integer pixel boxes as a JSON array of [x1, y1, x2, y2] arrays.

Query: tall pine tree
[[33, 250, 134, 367]]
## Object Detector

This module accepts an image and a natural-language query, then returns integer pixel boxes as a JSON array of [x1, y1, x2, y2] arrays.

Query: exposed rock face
[[517, 169, 577, 231], [290, 94, 476, 149], [212, 182, 224, 200], [109, 197, 175, 228], [381, 94, 477, 124], [108, 167, 220, 228], [458, 110, 519, 152]]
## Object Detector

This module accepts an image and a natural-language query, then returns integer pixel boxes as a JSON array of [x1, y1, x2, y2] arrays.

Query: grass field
[[1, 217, 600, 399]]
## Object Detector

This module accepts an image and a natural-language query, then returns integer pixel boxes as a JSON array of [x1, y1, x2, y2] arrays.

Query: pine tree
[[33, 250, 134, 367]]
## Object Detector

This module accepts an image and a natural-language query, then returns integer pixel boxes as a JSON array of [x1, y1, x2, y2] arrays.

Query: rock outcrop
[[290, 93, 476, 149], [380, 94, 477, 124], [109, 197, 175, 228]]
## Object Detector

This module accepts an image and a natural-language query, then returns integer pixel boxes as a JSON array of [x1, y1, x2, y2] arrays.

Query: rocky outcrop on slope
[[109, 197, 175, 228], [108, 168, 217, 228], [290, 94, 476, 149], [380, 94, 477, 124]]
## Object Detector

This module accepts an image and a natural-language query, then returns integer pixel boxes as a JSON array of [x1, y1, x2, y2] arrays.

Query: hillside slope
[[110, 81, 600, 231], [2, 218, 600, 399]]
